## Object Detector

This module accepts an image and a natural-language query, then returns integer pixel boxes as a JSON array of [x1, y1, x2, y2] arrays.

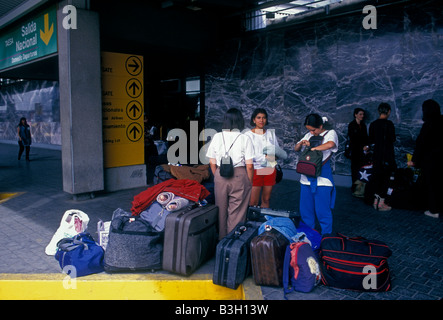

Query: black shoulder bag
[[220, 133, 241, 178]]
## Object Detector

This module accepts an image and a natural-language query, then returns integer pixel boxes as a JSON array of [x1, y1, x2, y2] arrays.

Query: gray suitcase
[[162, 204, 218, 276]]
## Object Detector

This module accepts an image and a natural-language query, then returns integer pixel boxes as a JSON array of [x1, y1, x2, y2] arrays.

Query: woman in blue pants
[[294, 114, 338, 235]]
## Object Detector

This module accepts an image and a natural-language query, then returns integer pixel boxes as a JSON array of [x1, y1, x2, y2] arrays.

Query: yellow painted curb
[[0, 192, 24, 204], [0, 273, 263, 300]]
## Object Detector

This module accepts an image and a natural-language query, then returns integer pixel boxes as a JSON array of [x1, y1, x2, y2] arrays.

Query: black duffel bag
[[104, 215, 163, 272], [319, 233, 392, 292]]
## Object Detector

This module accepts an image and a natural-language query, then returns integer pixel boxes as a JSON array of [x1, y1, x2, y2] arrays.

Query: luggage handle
[[57, 238, 89, 252], [337, 233, 371, 252], [114, 216, 153, 232], [234, 225, 247, 237]]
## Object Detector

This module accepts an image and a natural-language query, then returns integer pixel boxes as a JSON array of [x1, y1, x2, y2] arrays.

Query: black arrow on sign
[[129, 125, 140, 140], [127, 59, 139, 73], [128, 81, 140, 96], [129, 103, 140, 118]]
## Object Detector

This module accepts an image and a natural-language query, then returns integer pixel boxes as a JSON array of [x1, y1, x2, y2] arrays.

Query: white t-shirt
[[297, 130, 339, 186], [206, 131, 255, 167], [244, 129, 280, 169]]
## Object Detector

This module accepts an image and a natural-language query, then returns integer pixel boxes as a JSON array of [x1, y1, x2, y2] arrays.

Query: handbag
[[295, 131, 330, 178], [296, 147, 324, 177], [275, 164, 283, 183], [104, 215, 163, 272], [55, 232, 104, 277], [220, 133, 241, 178]]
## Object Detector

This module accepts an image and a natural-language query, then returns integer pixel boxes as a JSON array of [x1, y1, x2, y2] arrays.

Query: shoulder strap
[[222, 132, 241, 156]]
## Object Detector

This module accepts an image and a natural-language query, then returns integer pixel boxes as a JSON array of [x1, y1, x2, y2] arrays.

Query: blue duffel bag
[[55, 232, 105, 277]]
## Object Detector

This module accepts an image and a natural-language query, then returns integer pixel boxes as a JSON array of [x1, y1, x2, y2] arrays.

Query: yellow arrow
[[40, 13, 54, 45]]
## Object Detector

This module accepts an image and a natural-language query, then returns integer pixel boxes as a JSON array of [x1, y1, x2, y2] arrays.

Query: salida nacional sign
[[0, 5, 57, 71]]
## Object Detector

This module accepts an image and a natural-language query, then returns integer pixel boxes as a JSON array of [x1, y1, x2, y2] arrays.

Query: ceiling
[[0, 0, 348, 81]]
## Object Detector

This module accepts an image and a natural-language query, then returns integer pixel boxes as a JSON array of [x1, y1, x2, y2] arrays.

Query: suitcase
[[319, 233, 392, 291], [104, 215, 163, 273], [162, 204, 218, 276], [213, 220, 261, 289], [250, 228, 289, 287], [247, 206, 300, 223]]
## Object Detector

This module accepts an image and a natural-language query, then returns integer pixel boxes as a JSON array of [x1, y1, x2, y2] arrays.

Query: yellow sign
[[101, 52, 144, 168]]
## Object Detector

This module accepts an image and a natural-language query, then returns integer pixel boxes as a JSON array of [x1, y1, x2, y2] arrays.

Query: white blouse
[[206, 131, 255, 167]]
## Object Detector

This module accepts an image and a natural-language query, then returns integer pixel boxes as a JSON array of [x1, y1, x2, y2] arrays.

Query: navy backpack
[[282, 241, 321, 297]]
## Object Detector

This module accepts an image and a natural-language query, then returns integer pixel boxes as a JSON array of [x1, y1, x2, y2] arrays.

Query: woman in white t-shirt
[[206, 108, 255, 239], [245, 108, 287, 208], [294, 114, 338, 235]]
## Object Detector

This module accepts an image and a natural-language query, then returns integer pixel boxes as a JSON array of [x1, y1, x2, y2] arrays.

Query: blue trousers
[[300, 184, 334, 235]]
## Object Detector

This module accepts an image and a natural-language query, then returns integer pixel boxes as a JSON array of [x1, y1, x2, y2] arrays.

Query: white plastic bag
[[45, 209, 90, 255], [97, 219, 111, 250]]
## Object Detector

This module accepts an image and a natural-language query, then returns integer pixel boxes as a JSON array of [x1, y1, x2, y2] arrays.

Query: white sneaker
[[424, 211, 440, 218]]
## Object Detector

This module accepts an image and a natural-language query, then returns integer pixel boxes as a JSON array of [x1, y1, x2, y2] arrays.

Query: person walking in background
[[294, 114, 338, 235], [17, 117, 32, 161], [347, 108, 369, 196], [368, 103, 396, 211], [206, 108, 255, 239], [407, 99, 443, 218], [245, 108, 287, 208]]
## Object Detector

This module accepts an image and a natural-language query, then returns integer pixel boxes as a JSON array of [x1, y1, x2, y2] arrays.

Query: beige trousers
[[214, 166, 252, 240]]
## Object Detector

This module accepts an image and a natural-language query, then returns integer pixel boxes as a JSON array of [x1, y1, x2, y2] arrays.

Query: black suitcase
[[247, 206, 300, 223], [212, 220, 261, 289], [162, 204, 218, 276], [250, 229, 289, 287]]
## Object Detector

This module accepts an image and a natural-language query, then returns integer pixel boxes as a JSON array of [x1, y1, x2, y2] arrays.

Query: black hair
[[18, 117, 28, 126], [353, 108, 365, 116], [250, 108, 269, 127], [304, 113, 333, 130], [222, 108, 245, 131], [377, 103, 391, 115], [422, 99, 441, 122]]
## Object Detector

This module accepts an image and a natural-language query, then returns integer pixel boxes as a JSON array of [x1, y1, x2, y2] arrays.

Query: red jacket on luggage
[[131, 179, 210, 215]]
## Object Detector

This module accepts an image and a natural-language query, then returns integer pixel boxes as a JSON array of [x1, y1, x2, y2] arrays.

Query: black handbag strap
[[222, 132, 241, 157]]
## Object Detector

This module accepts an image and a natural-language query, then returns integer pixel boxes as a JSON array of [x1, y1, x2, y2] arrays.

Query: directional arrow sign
[[126, 78, 142, 98], [40, 13, 54, 45], [125, 56, 142, 76], [0, 5, 57, 71], [126, 122, 143, 142], [126, 100, 142, 120], [101, 52, 144, 168]]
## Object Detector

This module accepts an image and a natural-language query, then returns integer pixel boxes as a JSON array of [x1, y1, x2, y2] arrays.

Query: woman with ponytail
[[294, 114, 338, 235]]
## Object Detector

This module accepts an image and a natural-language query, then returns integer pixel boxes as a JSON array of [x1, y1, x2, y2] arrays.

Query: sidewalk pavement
[[0, 142, 441, 300]]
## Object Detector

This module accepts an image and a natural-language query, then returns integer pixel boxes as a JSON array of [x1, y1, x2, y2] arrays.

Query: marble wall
[[0, 80, 61, 145], [204, 1, 443, 175]]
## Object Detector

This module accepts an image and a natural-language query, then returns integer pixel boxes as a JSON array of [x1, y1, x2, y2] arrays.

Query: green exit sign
[[0, 5, 57, 71]]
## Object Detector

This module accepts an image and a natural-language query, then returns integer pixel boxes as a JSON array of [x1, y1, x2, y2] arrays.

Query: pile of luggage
[[46, 177, 393, 296], [213, 207, 392, 296], [46, 178, 218, 277]]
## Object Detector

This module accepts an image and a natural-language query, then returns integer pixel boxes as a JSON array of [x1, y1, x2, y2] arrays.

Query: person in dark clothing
[[407, 99, 443, 218], [347, 108, 369, 195], [17, 117, 32, 161], [368, 103, 396, 211]]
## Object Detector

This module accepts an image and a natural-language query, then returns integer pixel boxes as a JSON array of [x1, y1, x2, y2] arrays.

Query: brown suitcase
[[250, 228, 289, 287]]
